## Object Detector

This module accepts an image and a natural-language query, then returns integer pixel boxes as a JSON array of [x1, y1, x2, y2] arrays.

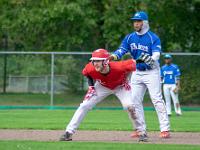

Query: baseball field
[[0, 0, 199, 149], [0, 109, 200, 150]]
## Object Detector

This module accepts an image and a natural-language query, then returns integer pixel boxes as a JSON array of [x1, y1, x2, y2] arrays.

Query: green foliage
[[0, 0, 199, 51], [0, 0, 99, 51], [0, 0, 199, 101], [7, 55, 48, 75], [181, 73, 200, 104], [148, 0, 200, 52], [0, 55, 49, 76], [0, 54, 86, 92], [56, 56, 83, 93], [177, 56, 200, 104]]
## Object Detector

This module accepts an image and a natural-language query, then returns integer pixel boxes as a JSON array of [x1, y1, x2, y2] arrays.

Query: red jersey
[[82, 59, 136, 90]]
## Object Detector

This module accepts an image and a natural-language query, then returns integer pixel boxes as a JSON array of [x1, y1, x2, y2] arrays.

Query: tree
[[0, 0, 199, 52]]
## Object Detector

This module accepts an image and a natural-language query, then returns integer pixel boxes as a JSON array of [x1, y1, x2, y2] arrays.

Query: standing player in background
[[108, 11, 170, 140], [60, 49, 138, 141], [161, 54, 182, 116]]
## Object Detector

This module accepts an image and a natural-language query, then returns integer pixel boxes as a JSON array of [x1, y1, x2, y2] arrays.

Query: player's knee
[[127, 105, 137, 119], [152, 98, 164, 105], [153, 101, 167, 113], [151, 95, 163, 104], [127, 105, 134, 111], [122, 102, 133, 109]]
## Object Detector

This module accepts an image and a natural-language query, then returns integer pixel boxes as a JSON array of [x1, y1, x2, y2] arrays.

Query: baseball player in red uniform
[[60, 49, 137, 141]]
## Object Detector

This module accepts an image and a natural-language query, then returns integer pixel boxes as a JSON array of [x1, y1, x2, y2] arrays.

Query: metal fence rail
[[0, 51, 92, 107], [0, 51, 199, 107]]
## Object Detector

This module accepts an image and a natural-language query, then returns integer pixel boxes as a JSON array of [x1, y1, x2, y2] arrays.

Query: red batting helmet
[[90, 49, 110, 60]]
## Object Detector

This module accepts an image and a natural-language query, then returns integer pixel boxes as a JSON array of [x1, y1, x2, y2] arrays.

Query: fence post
[[50, 53, 55, 108], [26, 76, 29, 93], [44, 75, 48, 93]]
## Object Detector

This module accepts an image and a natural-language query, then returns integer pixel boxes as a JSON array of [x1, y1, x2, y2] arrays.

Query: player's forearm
[[151, 52, 160, 61], [111, 47, 128, 60], [176, 80, 181, 89], [87, 76, 94, 86]]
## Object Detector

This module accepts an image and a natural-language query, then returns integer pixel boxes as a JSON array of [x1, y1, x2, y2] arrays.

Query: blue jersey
[[114, 31, 161, 71], [160, 64, 181, 84]]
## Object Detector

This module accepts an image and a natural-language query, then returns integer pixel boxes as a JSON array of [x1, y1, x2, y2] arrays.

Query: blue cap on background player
[[164, 54, 172, 59], [130, 11, 148, 21]]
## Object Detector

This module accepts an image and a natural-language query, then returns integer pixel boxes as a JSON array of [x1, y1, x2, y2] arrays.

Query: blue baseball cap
[[164, 54, 172, 59], [130, 11, 148, 21]]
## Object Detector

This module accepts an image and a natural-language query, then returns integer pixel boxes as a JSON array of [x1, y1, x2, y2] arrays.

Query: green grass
[[0, 141, 199, 150], [0, 93, 84, 106], [0, 110, 199, 132], [0, 92, 152, 106], [0, 93, 124, 106]]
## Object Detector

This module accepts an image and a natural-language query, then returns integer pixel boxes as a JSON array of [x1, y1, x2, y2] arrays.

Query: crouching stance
[[60, 49, 136, 141]]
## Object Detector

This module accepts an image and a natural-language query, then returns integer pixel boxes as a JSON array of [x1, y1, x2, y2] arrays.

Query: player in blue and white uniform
[[108, 11, 170, 141], [161, 54, 182, 116]]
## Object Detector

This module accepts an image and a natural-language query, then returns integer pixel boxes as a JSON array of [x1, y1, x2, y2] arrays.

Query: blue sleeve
[[113, 34, 131, 59], [175, 66, 181, 79], [151, 37, 161, 53]]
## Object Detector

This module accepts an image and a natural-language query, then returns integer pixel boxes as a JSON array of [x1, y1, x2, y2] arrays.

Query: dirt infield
[[0, 129, 199, 145]]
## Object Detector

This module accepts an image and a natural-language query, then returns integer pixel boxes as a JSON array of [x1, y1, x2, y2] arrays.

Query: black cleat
[[138, 133, 148, 142], [59, 132, 72, 141]]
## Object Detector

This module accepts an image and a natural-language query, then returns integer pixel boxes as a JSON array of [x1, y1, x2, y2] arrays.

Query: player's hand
[[173, 86, 179, 94], [84, 86, 97, 100], [104, 55, 116, 66], [107, 54, 118, 62], [107, 55, 114, 61], [138, 53, 154, 67]]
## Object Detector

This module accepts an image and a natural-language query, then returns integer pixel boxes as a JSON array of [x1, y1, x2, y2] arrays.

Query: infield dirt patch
[[0, 129, 199, 145]]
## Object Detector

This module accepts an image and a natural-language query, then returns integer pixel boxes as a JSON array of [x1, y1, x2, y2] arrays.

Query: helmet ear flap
[[102, 59, 109, 66]]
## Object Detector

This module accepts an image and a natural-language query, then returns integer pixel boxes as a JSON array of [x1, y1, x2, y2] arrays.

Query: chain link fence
[[0, 52, 199, 107], [7, 75, 68, 93]]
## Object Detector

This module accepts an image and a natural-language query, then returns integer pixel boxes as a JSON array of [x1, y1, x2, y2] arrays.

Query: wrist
[[89, 86, 95, 89], [151, 52, 160, 61]]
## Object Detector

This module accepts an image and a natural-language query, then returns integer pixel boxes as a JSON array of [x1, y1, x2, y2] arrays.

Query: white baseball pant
[[163, 84, 182, 115], [131, 68, 170, 133], [66, 81, 135, 134]]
